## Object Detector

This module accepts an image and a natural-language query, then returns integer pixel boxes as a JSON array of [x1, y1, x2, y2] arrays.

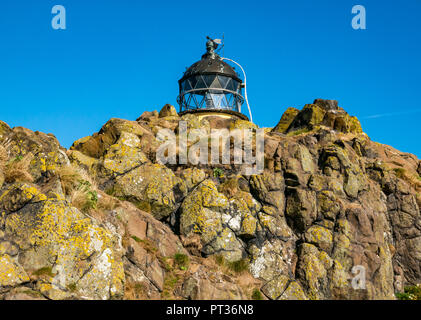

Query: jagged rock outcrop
[[0, 99, 420, 300], [272, 99, 363, 136], [0, 125, 124, 300]]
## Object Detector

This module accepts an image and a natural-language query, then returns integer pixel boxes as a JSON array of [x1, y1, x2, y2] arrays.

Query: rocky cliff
[[0, 99, 420, 300]]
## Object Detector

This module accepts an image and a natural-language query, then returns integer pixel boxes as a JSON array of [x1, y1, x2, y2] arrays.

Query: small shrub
[[213, 167, 224, 178], [396, 285, 421, 300], [78, 179, 92, 191], [85, 190, 98, 209], [174, 253, 189, 270], [251, 288, 263, 300], [396, 292, 410, 300]]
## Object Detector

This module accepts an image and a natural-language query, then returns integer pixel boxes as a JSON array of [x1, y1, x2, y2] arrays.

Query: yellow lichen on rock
[[272, 107, 300, 134], [230, 119, 258, 130], [112, 162, 180, 219], [0, 254, 29, 287], [304, 225, 333, 252], [1, 182, 124, 300], [102, 132, 149, 176]]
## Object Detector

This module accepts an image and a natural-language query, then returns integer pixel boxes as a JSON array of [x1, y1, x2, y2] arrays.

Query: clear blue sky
[[1, 0, 420, 157]]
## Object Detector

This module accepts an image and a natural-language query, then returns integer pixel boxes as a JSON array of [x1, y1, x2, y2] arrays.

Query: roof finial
[[206, 36, 219, 58]]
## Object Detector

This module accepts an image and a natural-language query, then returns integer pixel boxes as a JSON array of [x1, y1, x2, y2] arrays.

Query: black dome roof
[[179, 39, 242, 83]]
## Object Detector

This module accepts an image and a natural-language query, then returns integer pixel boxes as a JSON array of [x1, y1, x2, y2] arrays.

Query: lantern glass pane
[[182, 80, 191, 91], [213, 93, 229, 109], [217, 76, 229, 89], [195, 75, 206, 89], [225, 78, 235, 91], [203, 75, 216, 88], [210, 77, 222, 89], [231, 80, 240, 92], [188, 77, 197, 89]]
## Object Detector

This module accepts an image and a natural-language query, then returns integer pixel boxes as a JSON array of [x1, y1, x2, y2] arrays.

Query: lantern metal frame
[[177, 75, 244, 113], [177, 37, 246, 117]]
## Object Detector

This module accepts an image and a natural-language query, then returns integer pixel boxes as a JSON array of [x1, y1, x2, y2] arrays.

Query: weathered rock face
[[272, 108, 300, 134], [0, 183, 125, 300], [0, 125, 125, 300], [1, 99, 420, 300], [273, 99, 363, 135]]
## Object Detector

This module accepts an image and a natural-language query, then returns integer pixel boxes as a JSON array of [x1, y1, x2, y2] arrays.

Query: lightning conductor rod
[[221, 57, 253, 123]]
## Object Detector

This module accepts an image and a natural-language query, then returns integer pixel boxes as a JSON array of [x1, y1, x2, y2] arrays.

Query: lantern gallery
[[177, 37, 251, 121]]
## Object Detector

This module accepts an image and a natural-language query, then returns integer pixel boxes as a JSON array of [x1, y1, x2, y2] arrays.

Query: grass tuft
[[33, 266, 54, 278], [67, 282, 77, 292], [213, 255, 250, 275], [287, 128, 311, 136], [214, 254, 225, 266], [227, 259, 249, 274], [56, 164, 116, 213], [174, 253, 189, 270], [251, 288, 264, 300], [124, 281, 147, 300], [393, 167, 406, 179], [4, 153, 34, 183], [131, 235, 142, 242]]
